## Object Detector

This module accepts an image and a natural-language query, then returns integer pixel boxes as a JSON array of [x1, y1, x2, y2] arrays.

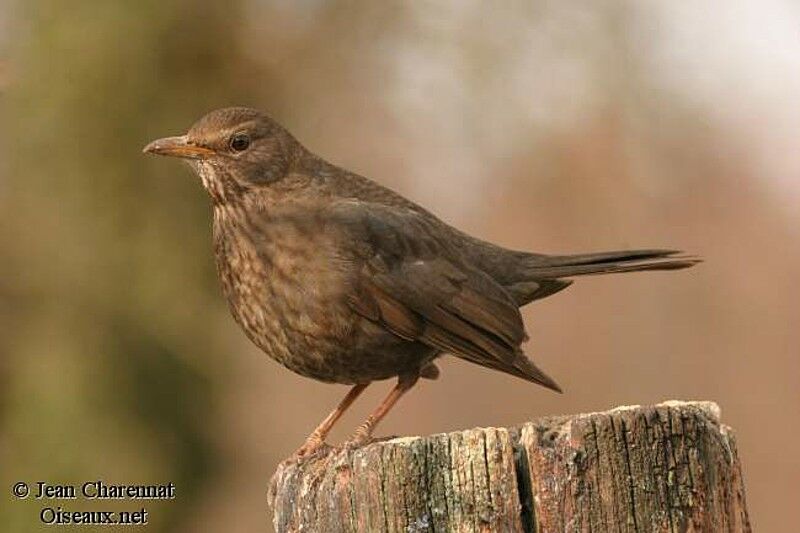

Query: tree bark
[[268, 401, 751, 532]]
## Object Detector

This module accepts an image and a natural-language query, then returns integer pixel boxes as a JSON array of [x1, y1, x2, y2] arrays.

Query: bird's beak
[[142, 135, 214, 159]]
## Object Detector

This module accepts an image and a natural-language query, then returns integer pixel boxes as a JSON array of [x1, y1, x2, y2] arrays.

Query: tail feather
[[525, 249, 700, 279], [539, 249, 682, 266]]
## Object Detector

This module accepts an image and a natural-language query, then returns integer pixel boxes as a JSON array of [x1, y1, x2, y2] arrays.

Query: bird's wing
[[328, 200, 561, 392]]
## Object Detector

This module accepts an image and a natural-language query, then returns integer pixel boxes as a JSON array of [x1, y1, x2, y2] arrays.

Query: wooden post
[[269, 401, 751, 532]]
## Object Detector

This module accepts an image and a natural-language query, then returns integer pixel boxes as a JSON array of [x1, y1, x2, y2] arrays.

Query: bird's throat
[[196, 162, 248, 206]]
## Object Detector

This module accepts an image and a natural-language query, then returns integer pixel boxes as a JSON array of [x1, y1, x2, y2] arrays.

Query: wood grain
[[269, 401, 751, 533]]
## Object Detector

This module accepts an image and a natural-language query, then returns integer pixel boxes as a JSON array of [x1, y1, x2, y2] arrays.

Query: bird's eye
[[229, 132, 251, 152]]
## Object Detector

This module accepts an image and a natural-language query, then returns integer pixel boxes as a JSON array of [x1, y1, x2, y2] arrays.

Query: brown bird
[[144, 107, 698, 457]]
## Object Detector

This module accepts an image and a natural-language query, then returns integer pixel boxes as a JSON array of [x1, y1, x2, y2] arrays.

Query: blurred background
[[1, 1, 798, 531]]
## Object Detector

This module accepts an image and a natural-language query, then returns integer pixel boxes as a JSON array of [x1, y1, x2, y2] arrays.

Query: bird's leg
[[294, 383, 369, 458], [346, 373, 419, 448]]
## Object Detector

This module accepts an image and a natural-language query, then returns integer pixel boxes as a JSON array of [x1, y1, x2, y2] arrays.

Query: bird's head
[[144, 107, 301, 204]]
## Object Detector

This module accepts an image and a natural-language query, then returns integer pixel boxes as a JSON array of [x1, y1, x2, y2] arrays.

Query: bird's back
[[293, 152, 552, 299]]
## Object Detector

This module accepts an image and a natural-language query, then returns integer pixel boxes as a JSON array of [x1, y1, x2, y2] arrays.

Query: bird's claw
[[290, 439, 332, 462], [342, 430, 372, 451]]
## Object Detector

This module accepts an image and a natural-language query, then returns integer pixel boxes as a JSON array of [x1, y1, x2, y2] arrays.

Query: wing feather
[[330, 201, 561, 392]]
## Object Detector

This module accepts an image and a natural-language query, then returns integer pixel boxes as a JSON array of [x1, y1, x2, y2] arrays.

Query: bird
[[143, 107, 699, 458]]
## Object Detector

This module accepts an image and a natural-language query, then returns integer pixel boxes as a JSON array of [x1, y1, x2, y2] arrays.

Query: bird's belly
[[226, 273, 433, 383], [214, 221, 432, 383]]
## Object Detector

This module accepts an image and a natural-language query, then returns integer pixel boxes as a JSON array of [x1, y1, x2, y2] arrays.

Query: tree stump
[[268, 401, 751, 532]]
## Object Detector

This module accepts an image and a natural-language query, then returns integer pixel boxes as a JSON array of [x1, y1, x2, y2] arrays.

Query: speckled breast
[[211, 202, 369, 382]]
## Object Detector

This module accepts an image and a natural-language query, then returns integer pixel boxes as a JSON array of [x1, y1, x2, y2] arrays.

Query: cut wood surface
[[269, 401, 751, 532]]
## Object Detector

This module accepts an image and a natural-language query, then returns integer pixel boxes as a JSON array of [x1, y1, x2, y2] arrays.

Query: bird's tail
[[510, 249, 699, 304], [500, 249, 698, 388], [524, 249, 700, 279]]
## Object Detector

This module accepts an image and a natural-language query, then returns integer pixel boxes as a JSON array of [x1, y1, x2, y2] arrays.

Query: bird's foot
[[342, 429, 373, 451], [343, 433, 401, 453], [289, 437, 332, 463]]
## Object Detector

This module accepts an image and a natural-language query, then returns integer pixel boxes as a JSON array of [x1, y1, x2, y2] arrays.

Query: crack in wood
[[619, 418, 641, 533], [511, 427, 535, 533]]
